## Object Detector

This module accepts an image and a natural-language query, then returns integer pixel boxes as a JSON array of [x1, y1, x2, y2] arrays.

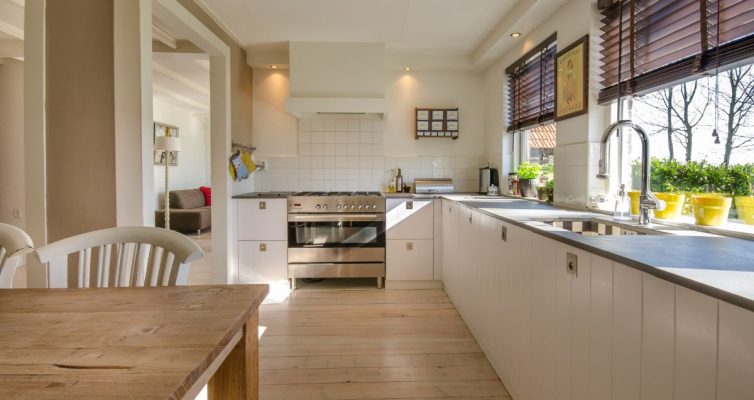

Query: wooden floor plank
[[257, 287, 511, 399]]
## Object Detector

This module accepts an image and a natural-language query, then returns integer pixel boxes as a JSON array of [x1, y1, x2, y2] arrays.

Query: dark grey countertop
[[443, 195, 754, 312], [232, 192, 292, 199]]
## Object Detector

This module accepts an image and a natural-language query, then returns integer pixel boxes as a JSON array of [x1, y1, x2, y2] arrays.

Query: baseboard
[[385, 280, 444, 289]]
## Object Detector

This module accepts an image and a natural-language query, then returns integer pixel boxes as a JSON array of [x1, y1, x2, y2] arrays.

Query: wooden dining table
[[0, 284, 269, 399]]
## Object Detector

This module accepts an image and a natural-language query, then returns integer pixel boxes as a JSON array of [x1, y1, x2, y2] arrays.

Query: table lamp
[[154, 136, 182, 230]]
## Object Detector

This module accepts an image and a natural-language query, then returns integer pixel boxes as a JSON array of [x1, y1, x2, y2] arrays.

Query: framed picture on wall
[[154, 122, 179, 166], [417, 110, 430, 120], [555, 35, 589, 121], [432, 110, 444, 120], [417, 121, 429, 131], [446, 110, 458, 120], [431, 121, 444, 131]]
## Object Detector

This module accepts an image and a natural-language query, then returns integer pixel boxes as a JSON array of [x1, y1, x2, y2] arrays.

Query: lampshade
[[154, 136, 182, 152]]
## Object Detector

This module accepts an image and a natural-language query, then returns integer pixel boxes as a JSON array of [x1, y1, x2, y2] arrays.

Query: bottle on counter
[[395, 168, 404, 193], [614, 184, 631, 221]]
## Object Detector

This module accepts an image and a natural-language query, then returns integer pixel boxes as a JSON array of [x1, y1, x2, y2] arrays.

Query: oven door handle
[[288, 214, 385, 222]]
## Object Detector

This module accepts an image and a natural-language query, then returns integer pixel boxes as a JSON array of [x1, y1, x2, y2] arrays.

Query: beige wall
[[177, 0, 253, 148], [0, 59, 25, 228], [45, 0, 117, 241]]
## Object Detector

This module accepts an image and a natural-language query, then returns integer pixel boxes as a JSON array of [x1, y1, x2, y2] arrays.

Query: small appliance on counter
[[414, 178, 454, 194], [479, 165, 500, 194]]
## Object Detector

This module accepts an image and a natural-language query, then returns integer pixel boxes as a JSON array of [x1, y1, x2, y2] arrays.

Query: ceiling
[[152, 52, 210, 112], [200, 0, 519, 56]]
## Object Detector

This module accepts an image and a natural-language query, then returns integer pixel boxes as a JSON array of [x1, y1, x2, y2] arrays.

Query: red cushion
[[199, 186, 211, 206]]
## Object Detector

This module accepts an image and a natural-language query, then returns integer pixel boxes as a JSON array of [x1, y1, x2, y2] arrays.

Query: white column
[[114, 0, 154, 226]]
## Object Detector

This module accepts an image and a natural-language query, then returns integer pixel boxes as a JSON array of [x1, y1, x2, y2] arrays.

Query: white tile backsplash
[[252, 118, 484, 192]]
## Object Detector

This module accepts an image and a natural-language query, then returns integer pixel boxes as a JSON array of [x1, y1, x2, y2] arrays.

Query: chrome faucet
[[596, 120, 660, 225]]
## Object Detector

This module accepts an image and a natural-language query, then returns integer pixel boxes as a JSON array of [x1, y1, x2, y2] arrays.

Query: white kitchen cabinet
[[386, 239, 433, 281], [237, 198, 287, 241], [441, 200, 459, 302], [527, 233, 558, 400], [717, 301, 754, 399], [386, 198, 433, 240], [611, 263, 642, 400], [386, 198, 438, 288], [675, 286, 718, 400], [641, 273, 676, 400], [589, 255, 614, 400], [237, 240, 287, 283]]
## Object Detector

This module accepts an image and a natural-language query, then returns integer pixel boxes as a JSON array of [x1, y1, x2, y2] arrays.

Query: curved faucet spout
[[596, 120, 658, 225]]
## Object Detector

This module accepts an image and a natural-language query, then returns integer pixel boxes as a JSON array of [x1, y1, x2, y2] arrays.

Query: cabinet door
[[612, 263, 642, 400], [441, 200, 459, 300], [641, 273, 675, 400], [528, 234, 558, 400], [717, 301, 754, 399], [386, 199, 433, 240], [238, 240, 288, 283], [386, 239, 433, 281], [237, 199, 287, 241], [675, 286, 718, 400], [589, 255, 613, 400]]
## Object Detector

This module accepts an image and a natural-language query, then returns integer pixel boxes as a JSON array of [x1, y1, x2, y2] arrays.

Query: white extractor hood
[[285, 42, 387, 119]]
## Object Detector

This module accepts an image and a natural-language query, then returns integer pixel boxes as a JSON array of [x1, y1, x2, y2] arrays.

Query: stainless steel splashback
[[414, 178, 454, 194]]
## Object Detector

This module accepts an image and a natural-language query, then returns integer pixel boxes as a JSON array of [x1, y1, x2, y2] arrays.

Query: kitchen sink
[[540, 218, 664, 236]]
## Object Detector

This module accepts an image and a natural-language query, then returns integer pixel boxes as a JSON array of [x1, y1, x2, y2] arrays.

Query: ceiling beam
[[153, 60, 210, 96], [0, 0, 24, 39], [153, 84, 208, 111], [471, 0, 539, 68], [152, 24, 177, 49]]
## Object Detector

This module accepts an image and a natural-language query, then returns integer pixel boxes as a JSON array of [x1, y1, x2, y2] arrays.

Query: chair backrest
[[0, 223, 34, 288], [33, 227, 203, 288]]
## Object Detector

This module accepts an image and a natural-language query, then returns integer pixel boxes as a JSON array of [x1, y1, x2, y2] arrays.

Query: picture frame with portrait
[[555, 35, 589, 121], [153, 122, 179, 166]]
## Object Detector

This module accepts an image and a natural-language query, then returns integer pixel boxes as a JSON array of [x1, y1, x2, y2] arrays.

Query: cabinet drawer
[[386, 239, 433, 281], [386, 199, 433, 240], [237, 199, 287, 241], [238, 240, 288, 283]]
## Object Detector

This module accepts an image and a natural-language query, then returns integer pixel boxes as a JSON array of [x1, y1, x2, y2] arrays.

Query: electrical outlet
[[12, 209, 22, 218]]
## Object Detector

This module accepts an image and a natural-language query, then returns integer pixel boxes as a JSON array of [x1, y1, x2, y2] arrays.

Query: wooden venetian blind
[[598, 0, 754, 103], [506, 33, 557, 131]]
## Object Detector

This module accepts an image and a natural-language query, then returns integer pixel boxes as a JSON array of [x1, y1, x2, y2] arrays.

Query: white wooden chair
[[0, 223, 34, 288], [33, 227, 203, 288]]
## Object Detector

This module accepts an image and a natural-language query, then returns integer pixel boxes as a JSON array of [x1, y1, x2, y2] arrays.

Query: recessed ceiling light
[[270, 65, 279, 69], [403, 66, 412, 71], [510, 32, 521, 38]]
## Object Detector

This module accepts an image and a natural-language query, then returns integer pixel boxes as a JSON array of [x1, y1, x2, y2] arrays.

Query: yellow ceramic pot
[[627, 191, 641, 215], [735, 196, 754, 225], [691, 194, 732, 226], [653, 193, 686, 220]]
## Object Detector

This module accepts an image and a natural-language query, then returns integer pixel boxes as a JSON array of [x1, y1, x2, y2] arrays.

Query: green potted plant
[[517, 162, 542, 199], [545, 179, 554, 203]]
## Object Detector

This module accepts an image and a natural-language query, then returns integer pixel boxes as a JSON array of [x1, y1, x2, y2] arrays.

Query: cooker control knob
[[372, 204, 378, 210], [336, 204, 342, 210], [316, 204, 322, 209], [322, 204, 328, 210], [358, 204, 364, 210], [350, 205, 357, 210]]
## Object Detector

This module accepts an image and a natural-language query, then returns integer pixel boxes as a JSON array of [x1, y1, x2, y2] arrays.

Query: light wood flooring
[[256, 286, 511, 399]]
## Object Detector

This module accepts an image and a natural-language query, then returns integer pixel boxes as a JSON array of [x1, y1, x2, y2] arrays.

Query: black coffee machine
[[479, 165, 500, 194]]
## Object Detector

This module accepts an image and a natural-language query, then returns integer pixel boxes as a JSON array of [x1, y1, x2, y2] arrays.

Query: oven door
[[287, 213, 385, 249]]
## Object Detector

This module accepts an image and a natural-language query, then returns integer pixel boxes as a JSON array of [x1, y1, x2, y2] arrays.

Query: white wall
[[0, 59, 25, 228], [250, 68, 485, 192], [152, 99, 210, 208], [482, 0, 607, 208]]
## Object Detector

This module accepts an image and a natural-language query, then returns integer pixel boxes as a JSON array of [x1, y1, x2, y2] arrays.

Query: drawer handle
[[406, 201, 414, 210], [259, 243, 267, 252], [501, 226, 508, 242], [468, 215, 472, 224], [259, 201, 267, 210], [406, 242, 414, 251]]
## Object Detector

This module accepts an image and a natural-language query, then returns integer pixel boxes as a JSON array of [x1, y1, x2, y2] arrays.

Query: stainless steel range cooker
[[287, 192, 386, 289]]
